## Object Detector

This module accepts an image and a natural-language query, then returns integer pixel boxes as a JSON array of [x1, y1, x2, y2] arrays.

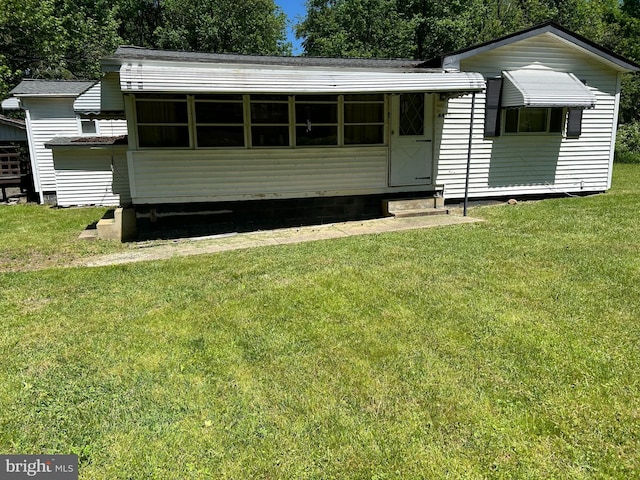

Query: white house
[[2, 22, 638, 224], [1, 79, 128, 205]]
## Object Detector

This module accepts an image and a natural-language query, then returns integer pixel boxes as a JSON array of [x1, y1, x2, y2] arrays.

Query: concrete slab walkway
[[82, 213, 482, 268]]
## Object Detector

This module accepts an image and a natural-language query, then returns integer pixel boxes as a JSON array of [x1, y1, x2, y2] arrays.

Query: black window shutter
[[484, 77, 503, 137], [567, 108, 583, 137]]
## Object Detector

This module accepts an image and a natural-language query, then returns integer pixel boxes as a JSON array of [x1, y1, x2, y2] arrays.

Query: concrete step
[[383, 197, 447, 217]]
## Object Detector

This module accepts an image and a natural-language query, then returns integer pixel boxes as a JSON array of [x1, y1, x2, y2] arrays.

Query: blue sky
[[275, 0, 306, 54]]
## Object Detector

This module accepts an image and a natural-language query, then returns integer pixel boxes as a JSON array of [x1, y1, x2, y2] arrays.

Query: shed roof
[[10, 79, 96, 97], [422, 21, 640, 73]]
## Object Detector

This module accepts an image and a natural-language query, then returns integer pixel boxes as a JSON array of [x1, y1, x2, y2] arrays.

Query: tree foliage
[[0, 0, 289, 98]]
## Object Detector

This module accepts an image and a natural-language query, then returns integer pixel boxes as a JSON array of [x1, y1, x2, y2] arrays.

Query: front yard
[[1, 165, 638, 478]]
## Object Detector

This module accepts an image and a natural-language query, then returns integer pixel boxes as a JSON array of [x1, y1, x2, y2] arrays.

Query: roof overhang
[[501, 69, 597, 108], [45, 135, 128, 149], [437, 22, 640, 73], [119, 64, 485, 94]]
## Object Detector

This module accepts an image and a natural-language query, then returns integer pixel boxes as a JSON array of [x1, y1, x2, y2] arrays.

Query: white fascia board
[[120, 64, 485, 94]]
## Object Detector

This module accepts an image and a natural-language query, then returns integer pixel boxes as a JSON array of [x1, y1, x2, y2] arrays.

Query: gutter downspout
[[463, 92, 476, 217]]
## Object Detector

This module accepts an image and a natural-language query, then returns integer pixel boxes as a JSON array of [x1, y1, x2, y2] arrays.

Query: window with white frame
[[504, 107, 564, 134], [80, 119, 98, 134]]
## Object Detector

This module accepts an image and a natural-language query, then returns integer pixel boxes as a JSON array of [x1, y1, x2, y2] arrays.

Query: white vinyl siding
[[23, 98, 79, 197], [127, 147, 388, 203], [436, 34, 620, 199], [96, 119, 128, 136], [54, 147, 131, 206]]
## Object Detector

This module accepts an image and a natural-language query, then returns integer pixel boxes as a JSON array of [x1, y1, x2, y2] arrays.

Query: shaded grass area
[[1, 165, 639, 478]]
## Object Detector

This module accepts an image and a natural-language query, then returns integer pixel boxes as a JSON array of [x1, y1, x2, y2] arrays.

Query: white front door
[[389, 93, 434, 186]]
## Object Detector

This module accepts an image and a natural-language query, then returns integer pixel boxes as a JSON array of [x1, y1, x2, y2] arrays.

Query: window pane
[[549, 108, 564, 133], [196, 102, 244, 124], [345, 125, 384, 145], [136, 101, 188, 123], [345, 103, 384, 123], [197, 126, 244, 147], [251, 103, 289, 124], [296, 126, 338, 146], [399, 93, 424, 136], [504, 109, 518, 133], [252, 126, 289, 146], [519, 108, 547, 132], [81, 120, 97, 134], [295, 103, 337, 124], [138, 126, 190, 147]]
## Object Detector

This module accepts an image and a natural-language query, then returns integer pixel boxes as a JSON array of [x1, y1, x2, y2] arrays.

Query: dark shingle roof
[[10, 79, 96, 97], [0, 114, 25, 129], [108, 46, 427, 70], [45, 135, 128, 148]]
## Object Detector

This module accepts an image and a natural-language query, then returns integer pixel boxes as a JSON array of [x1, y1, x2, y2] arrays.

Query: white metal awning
[[501, 69, 597, 108], [119, 64, 485, 94]]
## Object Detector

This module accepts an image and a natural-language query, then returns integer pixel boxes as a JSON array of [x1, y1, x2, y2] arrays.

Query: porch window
[[344, 94, 385, 145], [504, 107, 564, 134], [250, 95, 290, 147], [295, 95, 338, 146], [136, 95, 190, 148], [195, 94, 245, 147]]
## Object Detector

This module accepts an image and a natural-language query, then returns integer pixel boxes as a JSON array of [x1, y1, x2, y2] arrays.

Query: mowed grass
[[0, 205, 126, 271], [1, 165, 639, 478]]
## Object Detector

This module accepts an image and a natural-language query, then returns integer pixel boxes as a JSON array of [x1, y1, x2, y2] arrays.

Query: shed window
[[504, 108, 564, 134]]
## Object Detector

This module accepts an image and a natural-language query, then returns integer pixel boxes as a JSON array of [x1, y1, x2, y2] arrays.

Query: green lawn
[[1, 165, 639, 478]]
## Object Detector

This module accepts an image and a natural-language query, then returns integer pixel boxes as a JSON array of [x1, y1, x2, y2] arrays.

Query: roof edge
[[422, 21, 640, 73]]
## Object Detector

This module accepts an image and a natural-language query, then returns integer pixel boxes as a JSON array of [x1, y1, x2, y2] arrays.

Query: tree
[[298, 0, 415, 58], [152, 0, 290, 55], [0, 0, 120, 97]]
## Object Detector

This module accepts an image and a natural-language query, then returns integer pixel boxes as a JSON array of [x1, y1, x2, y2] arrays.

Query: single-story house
[[2, 22, 638, 225]]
